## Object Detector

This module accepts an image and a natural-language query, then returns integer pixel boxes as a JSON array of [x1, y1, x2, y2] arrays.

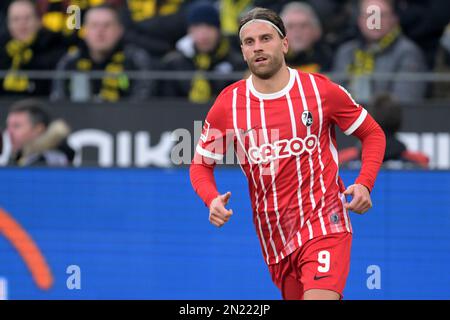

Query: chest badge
[[301, 111, 313, 127]]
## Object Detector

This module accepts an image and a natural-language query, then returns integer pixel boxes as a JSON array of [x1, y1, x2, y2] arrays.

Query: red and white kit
[[193, 69, 379, 265], [190, 67, 385, 296]]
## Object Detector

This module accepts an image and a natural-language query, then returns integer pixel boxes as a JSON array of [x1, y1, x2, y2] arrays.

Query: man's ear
[[282, 37, 289, 54], [241, 45, 247, 62]]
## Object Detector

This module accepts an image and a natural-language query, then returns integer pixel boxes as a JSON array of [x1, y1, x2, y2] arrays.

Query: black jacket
[[0, 28, 67, 97], [51, 40, 154, 102], [285, 41, 333, 73], [158, 36, 247, 102], [397, 0, 450, 68]]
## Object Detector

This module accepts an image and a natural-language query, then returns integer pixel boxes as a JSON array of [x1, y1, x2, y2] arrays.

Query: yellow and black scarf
[[3, 35, 36, 92], [75, 46, 129, 102], [189, 37, 231, 103], [348, 26, 401, 76]]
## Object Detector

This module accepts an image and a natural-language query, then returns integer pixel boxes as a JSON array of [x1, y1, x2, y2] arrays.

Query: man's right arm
[[189, 158, 220, 208], [189, 89, 234, 226], [189, 158, 233, 227]]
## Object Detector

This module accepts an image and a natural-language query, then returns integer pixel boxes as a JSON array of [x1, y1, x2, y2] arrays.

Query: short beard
[[248, 54, 284, 80]]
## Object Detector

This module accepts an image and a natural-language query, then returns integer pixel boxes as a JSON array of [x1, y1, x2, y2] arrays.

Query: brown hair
[[238, 7, 286, 40], [9, 99, 50, 128]]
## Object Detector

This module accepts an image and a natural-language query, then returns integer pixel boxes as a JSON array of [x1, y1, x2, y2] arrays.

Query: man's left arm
[[326, 80, 386, 214], [344, 115, 386, 214]]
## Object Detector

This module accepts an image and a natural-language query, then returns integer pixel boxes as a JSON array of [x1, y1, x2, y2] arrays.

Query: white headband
[[239, 19, 285, 40]]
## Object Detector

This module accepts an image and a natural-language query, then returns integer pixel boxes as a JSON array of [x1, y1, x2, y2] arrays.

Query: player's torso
[[230, 71, 336, 204]]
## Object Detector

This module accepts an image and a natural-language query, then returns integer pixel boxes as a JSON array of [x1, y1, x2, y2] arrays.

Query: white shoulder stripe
[[344, 108, 368, 136], [195, 145, 224, 161]]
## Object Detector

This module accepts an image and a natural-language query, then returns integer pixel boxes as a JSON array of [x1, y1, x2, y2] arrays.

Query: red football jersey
[[195, 68, 368, 265]]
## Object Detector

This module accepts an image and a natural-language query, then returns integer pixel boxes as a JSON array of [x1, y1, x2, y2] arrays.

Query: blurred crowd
[[0, 0, 449, 104]]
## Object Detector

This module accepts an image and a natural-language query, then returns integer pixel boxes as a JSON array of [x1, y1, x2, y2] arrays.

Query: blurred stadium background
[[0, 0, 449, 299]]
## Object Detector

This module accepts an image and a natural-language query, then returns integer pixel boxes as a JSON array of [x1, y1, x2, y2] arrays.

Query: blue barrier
[[0, 168, 449, 300]]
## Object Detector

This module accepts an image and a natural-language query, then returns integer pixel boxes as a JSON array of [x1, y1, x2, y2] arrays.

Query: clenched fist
[[343, 184, 372, 214]]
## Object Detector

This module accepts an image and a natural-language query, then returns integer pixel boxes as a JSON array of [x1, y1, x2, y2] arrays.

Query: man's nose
[[253, 39, 264, 52]]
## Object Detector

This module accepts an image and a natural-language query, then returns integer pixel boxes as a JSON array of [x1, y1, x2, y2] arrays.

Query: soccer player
[[189, 7, 386, 300]]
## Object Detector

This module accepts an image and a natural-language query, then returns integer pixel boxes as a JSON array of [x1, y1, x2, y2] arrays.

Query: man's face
[[7, 1, 40, 42], [84, 9, 123, 53], [240, 21, 288, 79], [358, 0, 398, 42], [7, 112, 43, 153], [189, 24, 220, 54], [283, 9, 321, 52]]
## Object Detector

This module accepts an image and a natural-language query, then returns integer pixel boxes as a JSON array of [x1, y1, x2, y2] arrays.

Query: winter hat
[[187, 1, 221, 29]]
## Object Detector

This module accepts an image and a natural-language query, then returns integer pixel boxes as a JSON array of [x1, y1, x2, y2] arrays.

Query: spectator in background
[[306, 0, 356, 51], [0, 0, 67, 97], [120, 0, 188, 59], [280, 2, 332, 73], [6, 99, 75, 166], [51, 4, 154, 102], [333, 0, 427, 104], [396, 0, 450, 69], [433, 23, 450, 99], [158, 1, 246, 103], [37, 0, 124, 49], [219, 1, 355, 53], [339, 94, 429, 169]]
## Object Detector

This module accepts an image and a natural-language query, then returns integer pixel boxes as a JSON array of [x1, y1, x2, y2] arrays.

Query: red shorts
[[268, 232, 352, 300]]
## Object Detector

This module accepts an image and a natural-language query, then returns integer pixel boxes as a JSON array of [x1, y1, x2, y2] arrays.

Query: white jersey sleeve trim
[[344, 108, 368, 136], [196, 145, 224, 161]]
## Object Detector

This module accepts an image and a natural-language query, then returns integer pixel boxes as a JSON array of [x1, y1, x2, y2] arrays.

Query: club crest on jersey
[[301, 111, 313, 127]]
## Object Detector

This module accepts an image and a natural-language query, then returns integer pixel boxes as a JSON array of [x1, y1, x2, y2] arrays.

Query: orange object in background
[[0, 208, 53, 290]]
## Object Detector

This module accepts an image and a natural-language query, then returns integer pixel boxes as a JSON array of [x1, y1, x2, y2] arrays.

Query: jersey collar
[[247, 67, 296, 100]]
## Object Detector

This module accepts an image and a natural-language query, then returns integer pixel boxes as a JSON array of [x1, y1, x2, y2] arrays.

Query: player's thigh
[[268, 252, 304, 300], [298, 232, 352, 299], [281, 275, 304, 300], [303, 288, 340, 300]]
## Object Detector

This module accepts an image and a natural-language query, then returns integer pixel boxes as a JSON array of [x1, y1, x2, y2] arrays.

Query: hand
[[343, 184, 372, 214], [209, 192, 233, 227]]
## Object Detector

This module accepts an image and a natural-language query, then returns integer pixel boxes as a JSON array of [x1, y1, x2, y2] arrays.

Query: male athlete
[[189, 7, 386, 300]]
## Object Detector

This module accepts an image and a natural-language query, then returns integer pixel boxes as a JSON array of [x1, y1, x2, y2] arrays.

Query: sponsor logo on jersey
[[248, 135, 318, 164]]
